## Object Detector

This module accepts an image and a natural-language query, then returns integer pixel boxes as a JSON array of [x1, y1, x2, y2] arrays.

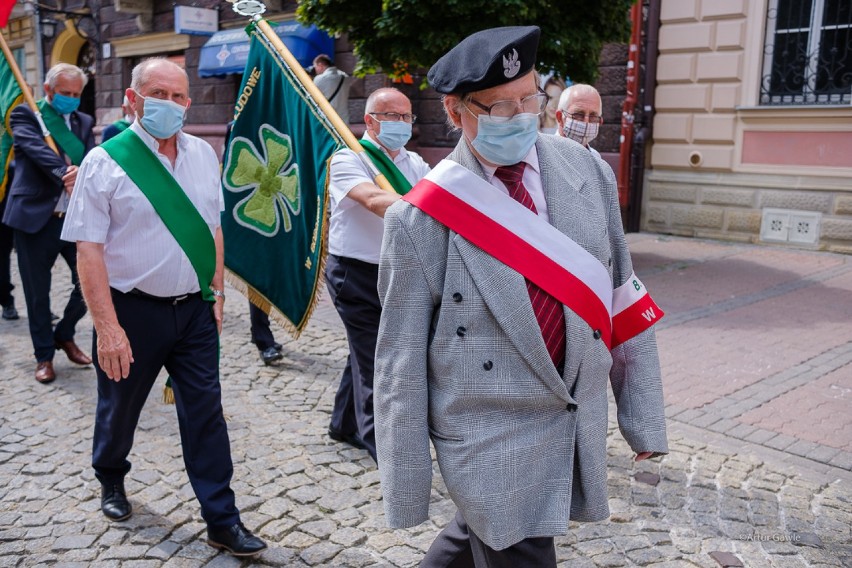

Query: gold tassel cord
[[163, 375, 175, 404], [163, 382, 175, 405]]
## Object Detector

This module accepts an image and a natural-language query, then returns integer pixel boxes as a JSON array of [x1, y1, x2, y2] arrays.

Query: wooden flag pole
[[250, 16, 395, 194], [0, 29, 59, 154]]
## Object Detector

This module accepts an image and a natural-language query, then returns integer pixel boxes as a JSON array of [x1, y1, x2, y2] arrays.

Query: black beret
[[428, 26, 540, 94]]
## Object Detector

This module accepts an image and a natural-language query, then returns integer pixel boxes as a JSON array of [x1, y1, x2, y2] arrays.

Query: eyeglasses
[[564, 111, 602, 124], [369, 112, 416, 124], [467, 91, 548, 119]]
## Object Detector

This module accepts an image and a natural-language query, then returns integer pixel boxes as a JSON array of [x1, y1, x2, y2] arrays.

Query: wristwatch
[[211, 289, 226, 300]]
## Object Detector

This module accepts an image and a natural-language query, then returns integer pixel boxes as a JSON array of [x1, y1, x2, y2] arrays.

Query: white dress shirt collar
[[475, 142, 549, 222], [130, 119, 188, 161]]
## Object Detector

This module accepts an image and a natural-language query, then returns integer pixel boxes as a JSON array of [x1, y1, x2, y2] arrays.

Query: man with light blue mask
[[62, 58, 266, 558], [2, 62, 95, 384], [324, 87, 431, 463], [374, 26, 668, 567]]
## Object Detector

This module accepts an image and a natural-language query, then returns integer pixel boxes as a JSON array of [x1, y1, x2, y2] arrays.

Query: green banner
[[221, 24, 341, 336], [0, 53, 23, 201]]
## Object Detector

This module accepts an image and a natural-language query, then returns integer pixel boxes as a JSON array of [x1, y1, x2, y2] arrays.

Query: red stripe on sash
[[611, 293, 664, 348], [405, 180, 613, 348]]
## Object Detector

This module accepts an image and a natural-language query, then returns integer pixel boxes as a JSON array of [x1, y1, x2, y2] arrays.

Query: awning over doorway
[[198, 21, 334, 78]]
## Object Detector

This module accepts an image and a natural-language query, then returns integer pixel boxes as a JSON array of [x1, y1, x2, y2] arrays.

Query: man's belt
[[102, 129, 216, 303], [128, 288, 201, 305]]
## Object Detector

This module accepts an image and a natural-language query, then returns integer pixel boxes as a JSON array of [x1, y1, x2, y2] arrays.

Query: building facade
[[9, 0, 628, 170], [644, 0, 852, 252]]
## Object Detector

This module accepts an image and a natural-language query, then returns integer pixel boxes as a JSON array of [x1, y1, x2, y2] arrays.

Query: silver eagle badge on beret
[[503, 49, 520, 78]]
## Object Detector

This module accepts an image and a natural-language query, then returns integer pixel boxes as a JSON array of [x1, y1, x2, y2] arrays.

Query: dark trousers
[[324, 254, 380, 461], [422, 511, 557, 568], [14, 216, 87, 361], [249, 302, 275, 351], [91, 290, 239, 528], [0, 199, 13, 307]]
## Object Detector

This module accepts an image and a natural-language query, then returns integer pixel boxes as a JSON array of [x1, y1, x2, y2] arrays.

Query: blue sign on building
[[198, 21, 334, 77]]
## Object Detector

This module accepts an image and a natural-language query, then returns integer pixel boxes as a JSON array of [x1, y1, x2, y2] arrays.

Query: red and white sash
[[403, 160, 663, 349]]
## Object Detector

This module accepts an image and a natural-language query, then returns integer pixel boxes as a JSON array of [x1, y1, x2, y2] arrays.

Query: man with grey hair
[[324, 87, 430, 462], [375, 27, 667, 566], [62, 57, 266, 557], [556, 83, 604, 156], [2, 62, 94, 384]]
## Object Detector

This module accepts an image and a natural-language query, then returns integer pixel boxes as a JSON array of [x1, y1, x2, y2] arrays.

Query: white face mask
[[562, 118, 599, 146]]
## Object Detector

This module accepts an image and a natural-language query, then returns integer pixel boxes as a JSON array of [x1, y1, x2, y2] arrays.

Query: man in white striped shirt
[[62, 58, 266, 558]]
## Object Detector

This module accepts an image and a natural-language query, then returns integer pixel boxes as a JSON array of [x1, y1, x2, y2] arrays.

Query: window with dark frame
[[760, 0, 852, 106]]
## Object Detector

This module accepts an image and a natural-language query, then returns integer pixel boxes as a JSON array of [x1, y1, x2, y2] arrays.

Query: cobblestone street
[[1, 234, 850, 567]]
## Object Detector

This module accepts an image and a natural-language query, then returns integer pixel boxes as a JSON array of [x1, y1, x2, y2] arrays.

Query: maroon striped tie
[[493, 163, 566, 371]]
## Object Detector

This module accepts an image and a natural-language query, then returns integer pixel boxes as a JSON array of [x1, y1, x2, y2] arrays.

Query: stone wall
[[651, 0, 747, 172], [644, 170, 852, 253], [593, 43, 628, 157], [643, 0, 852, 252], [91, 7, 628, 168]]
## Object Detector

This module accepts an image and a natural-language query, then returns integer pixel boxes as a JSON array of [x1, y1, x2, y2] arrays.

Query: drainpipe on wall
[[618, 1, 643, 216], [627, 0, 661, 233]]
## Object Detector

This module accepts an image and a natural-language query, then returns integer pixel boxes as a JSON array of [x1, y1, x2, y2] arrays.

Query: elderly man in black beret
[[373, 26, 669, 567]]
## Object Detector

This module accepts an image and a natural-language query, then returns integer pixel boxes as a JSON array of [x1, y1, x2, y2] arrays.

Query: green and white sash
[[101, 128, 216, 302], [359, 139, 412, 195], [111, 118, 131, 134]]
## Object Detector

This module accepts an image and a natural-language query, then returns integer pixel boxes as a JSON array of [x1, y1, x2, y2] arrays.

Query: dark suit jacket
[[1, 103, 95, 234]]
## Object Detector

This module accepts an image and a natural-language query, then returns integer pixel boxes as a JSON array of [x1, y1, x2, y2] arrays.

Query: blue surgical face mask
[[51, 93, 80, 115], [469, 112, 539, 166], [136, 92, 187, 139], [376, 120, 412, 151]]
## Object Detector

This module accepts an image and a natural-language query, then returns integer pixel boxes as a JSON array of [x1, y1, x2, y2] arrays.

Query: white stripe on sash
[[406, 160, 664, 348], [422, 160, 614, 315]]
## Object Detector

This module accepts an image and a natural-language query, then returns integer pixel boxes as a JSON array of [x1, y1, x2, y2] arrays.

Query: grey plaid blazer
[[374, 134, 668, 551]]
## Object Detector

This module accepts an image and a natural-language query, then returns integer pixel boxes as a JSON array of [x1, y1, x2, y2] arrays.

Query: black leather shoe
[[1, 304, 18, 320], [207, 522, 267, 557], [101, 482, 132, 521], [273, 342, 283, 351], [260, 346, 283, 365], [328, 427, 366, 450]]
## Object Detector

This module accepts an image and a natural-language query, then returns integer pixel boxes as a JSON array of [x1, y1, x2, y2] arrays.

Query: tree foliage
[[296, 0, 634, 85]]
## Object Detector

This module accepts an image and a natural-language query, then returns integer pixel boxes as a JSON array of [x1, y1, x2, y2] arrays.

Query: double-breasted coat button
[[593, 329, 602, 340], [483, 360, 493, 371], [456, 326, 466, 337], [452, 292, 463, 302]]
